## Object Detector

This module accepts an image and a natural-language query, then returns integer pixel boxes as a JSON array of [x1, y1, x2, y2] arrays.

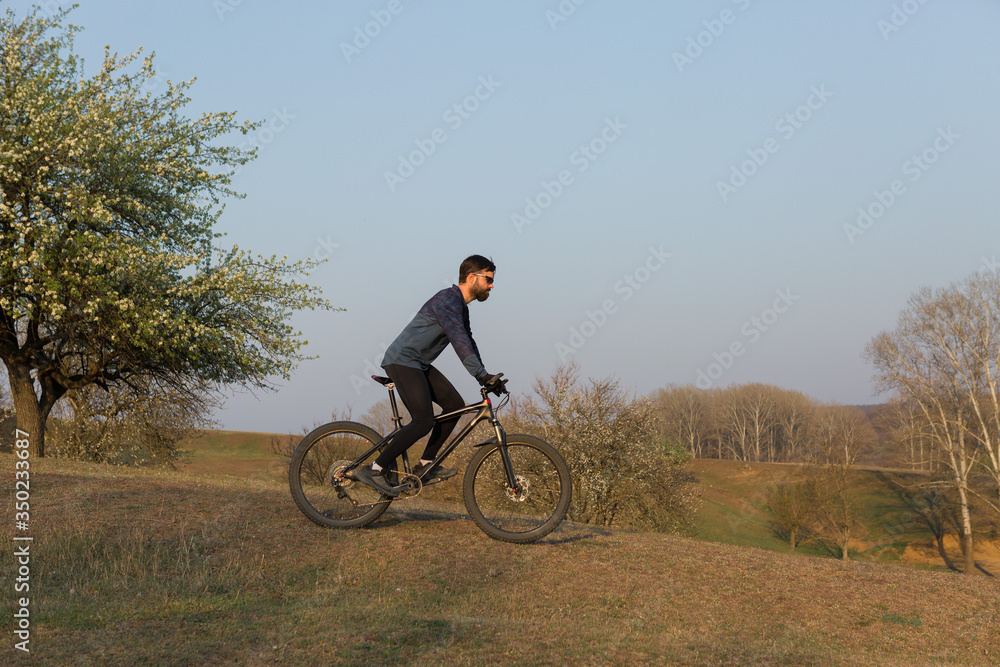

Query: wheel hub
[[505, 475, 530, 502], [327, 460, 354, 489]]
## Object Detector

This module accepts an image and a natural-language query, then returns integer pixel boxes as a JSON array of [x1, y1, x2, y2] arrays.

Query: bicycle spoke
[[470, 442, 565, 536], [290, 422, 392, 528]]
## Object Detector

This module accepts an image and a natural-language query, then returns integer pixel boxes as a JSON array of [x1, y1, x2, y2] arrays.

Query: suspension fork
[[488, 407, 518, 491]]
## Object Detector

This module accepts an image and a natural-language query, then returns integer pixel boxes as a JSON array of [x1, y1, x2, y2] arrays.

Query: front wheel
[[463, 434, 572, 543], [289, 421, 392, 529]]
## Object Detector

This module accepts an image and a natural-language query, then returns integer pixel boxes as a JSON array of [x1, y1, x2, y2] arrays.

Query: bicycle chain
[[331, 462, 425, 506]]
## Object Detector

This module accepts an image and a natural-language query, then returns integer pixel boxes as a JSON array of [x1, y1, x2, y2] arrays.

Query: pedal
[[423, 469, 458, 484], [423, 469, 458, 482]]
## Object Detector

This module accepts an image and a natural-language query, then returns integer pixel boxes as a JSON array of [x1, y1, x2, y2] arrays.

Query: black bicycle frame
[[349, 385, 515, 486]]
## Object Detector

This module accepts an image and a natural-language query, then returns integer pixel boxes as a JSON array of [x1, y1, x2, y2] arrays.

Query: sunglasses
[[473, 273, 494, 284]]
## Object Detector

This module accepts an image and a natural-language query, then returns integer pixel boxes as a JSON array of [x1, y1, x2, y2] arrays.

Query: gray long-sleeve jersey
[[381, 285, 487, 381]]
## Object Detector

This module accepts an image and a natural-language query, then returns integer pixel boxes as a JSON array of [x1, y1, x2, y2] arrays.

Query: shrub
[[46, 380, 215, 465], [505, 365, 697, 532]]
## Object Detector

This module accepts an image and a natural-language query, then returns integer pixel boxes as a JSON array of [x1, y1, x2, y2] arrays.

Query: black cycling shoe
[[413, 462, 458, 480], [352, 465, 400, 497]]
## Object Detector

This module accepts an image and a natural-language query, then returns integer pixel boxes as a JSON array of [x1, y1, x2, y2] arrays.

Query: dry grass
[[3, 452, 1000, 666], [690, 458, 1000, 574]]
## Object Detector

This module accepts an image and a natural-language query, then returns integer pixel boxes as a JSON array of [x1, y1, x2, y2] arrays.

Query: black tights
[[374, 364, 464, 469]]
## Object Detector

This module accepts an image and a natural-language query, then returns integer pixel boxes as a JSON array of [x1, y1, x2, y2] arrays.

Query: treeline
[[651, 383, 884, 467], [652, 382, 943, 472]]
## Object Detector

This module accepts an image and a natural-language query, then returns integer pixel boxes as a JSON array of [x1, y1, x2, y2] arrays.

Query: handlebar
[[481, 373, 508, 397]]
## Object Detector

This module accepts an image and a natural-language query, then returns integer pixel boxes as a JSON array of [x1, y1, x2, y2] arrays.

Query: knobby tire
[[463, 434, 572, 543], [288, 421, 392, 529]]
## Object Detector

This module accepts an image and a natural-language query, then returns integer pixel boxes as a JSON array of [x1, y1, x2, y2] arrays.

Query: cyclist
[[353, 255, 505, 496]]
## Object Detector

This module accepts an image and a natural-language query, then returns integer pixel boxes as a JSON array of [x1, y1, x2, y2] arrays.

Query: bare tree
[[717, 384, 780, 462], [950, 274, 1000, 516], [652, 384, 712, 458], [716, 387, 751, 461], [766, 476, 818, 551], [811, 462, 865, 561], [775, 389, 815, 463], [811, 404, 875, 468], [361, 398, 409, 437], [652, 382, 884, 466], [872, 399, 937, 471], [864, 277, 999, 574]]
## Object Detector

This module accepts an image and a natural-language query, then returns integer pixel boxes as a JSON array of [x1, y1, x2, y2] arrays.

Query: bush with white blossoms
[[505, 365, 698, 532]]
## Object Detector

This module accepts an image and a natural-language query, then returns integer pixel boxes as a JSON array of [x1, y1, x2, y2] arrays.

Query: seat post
[[388, 385, 403, 429]]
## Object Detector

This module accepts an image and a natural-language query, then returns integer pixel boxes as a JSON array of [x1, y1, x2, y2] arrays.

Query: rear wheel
[[289, 421, 392, 528], [463, 434, 572, 543]]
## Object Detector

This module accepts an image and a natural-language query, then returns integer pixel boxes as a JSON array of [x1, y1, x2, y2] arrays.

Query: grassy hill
[[690, 458, 1000, 575], [179, 430, 1000, 575], [4, 433, 998, 664]]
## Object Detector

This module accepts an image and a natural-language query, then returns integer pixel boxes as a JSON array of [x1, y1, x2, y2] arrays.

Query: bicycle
[[288, 375, 572, 543]]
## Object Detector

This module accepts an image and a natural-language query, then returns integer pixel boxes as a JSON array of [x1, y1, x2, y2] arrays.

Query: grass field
[[178, 430, 1000, 572], [181, 431, 1000, 572], [3, 433, 998, 665], [689, 458, 1000, 574]]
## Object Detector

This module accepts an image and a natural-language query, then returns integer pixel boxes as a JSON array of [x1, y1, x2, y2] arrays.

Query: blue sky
[[14, 0, 1000, 433]]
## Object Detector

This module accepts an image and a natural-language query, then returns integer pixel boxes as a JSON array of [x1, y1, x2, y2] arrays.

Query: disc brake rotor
[[505, 475, 530, 502]]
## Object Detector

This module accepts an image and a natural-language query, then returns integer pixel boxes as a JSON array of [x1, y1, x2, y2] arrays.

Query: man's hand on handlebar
[[482, 372, 508, 396]]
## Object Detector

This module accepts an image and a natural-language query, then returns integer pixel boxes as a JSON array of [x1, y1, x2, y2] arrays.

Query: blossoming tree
[[1, 7, 331, 456]]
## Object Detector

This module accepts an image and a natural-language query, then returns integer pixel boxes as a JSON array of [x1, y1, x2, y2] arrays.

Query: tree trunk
[[934, 533, 956, 571], [957, 487, 977, 575], [6, 361, 45, 457]]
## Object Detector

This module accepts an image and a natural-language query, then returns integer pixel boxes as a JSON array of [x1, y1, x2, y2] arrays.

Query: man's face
[[470, 271, 494, 302]]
